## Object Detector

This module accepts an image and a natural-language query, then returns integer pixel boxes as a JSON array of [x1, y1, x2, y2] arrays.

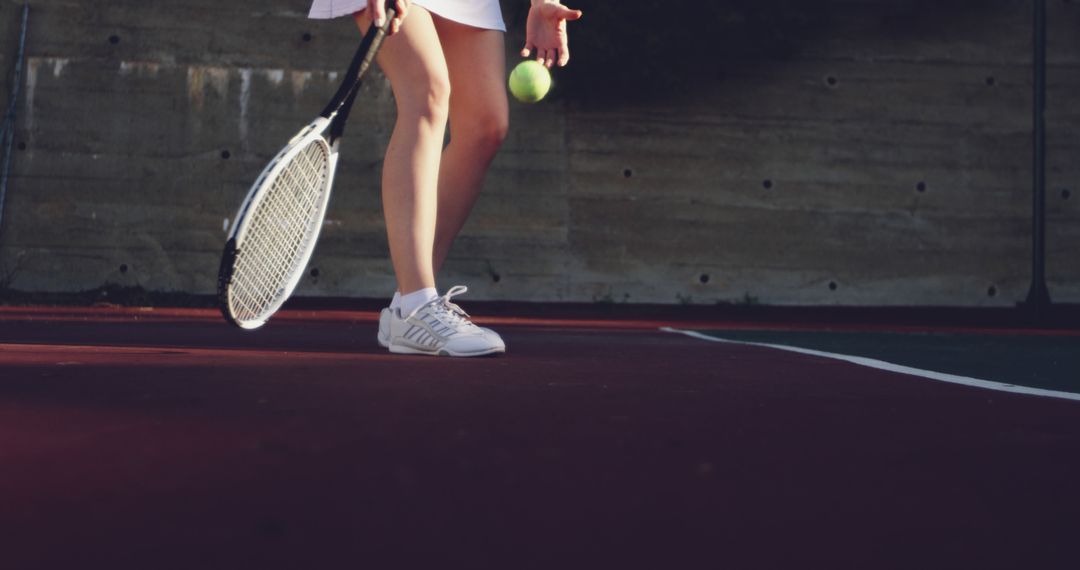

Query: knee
[[463, 110, 509, 154], [397, 72, 451, 126], [484, 111, 509, 148]]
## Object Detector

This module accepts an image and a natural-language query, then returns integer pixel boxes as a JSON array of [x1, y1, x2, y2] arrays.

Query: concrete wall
[[0, 0, 1076, 306]]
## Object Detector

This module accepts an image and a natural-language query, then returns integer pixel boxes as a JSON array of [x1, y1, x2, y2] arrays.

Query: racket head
[[218, 123, 336, 330], [217, 8, 391, 330]]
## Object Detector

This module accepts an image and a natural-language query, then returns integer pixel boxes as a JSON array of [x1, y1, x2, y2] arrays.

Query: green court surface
[[692, 330, 1080, 396]]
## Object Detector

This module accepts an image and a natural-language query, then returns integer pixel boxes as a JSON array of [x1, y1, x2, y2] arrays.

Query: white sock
[[389, 291, 401, 310], [399, 287, 439, 316]]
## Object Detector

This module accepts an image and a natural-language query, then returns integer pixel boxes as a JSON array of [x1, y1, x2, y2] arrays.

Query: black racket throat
[[322, 7, 395, 143]]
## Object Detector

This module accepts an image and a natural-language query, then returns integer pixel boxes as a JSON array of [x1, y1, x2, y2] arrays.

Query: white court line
[[661, 327, 1080, 403]]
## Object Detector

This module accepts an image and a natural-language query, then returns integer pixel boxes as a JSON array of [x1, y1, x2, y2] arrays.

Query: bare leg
[[355, 8, 450, 295], [429, 17, 509, 274]]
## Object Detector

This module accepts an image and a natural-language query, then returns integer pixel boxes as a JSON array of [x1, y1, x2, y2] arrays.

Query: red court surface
[[1, 306, 1079, 569]]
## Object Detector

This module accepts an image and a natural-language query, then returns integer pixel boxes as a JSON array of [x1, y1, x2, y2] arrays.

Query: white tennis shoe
[[378, 289, 503, 349], [377, 308, 393, 348], [384, 286, 505, 357]]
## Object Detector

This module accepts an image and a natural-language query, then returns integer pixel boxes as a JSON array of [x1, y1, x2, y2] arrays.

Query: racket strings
[[228, 141, 330, 323]]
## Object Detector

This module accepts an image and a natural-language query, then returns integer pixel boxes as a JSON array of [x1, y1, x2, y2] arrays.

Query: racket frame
[[219, 123, 335, 330], [218, 6, 393, 329]]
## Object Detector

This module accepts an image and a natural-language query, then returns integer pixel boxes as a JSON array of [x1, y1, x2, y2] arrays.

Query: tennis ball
[[509, 60, 552, 103]]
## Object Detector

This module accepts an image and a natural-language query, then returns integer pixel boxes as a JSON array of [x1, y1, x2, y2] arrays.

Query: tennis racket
[[218, 7, 395, 330]]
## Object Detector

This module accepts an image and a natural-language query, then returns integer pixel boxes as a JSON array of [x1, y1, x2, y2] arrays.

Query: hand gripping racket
[[218, 8, 395, 329]]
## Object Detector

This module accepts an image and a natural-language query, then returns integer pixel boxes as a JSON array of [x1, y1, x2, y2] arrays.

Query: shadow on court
[[1, 306, 1078, 569]]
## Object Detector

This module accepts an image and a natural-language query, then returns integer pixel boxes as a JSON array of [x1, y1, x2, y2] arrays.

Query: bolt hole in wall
[[824, 75, 838, 87], [985, 76, 995, 86], [119, 264, 128, 274], [221, 150, 231, 160], [987, 285, 998, 297], [623, 169, 632, 178], [762, 179, 773, 189], [108, 35, 120, 45], [302, 32, 313, 42], [916, 181, 927, 193], [492, 273, 501, 283], [828, 281, 838, 291], [699, 274, 710, 284], [1063, 188, 1072, 200], [309, 268, 319, 278], [17, 142, 25, 151]]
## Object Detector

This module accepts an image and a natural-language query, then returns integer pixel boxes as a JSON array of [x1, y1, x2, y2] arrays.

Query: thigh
[[354, 6, 449, 108], [431, 17, 508, 127]]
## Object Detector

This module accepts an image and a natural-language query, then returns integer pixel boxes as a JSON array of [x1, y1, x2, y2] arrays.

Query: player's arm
[[521, 0, 582, 68], [371, 0, 410, 35]]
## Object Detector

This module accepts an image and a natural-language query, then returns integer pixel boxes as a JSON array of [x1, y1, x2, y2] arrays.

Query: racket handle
[[357, 5, 395, 80], [320, 2, 396, 121]]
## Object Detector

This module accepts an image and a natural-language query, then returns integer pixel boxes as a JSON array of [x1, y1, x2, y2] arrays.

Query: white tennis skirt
[[308, 0, 505, 32]]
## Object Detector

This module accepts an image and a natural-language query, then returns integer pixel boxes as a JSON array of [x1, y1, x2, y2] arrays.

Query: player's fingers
[[521, 41, 534, 58], [392, 5, 407, 34], [371, 1, 387, 28], [544, 49, 555, 69], [558, 46, 570, 67], [556, 7, 583, 21]]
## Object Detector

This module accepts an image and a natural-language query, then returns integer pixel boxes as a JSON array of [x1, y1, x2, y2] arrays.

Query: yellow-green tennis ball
[[509, 60, 552, 103]]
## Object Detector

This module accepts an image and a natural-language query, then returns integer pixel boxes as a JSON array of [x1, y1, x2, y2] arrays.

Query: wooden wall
[[0, 0, 1075, 306]]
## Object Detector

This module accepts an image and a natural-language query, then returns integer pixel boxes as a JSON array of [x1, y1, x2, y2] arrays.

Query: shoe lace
[[406, 285, 476, 330]]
